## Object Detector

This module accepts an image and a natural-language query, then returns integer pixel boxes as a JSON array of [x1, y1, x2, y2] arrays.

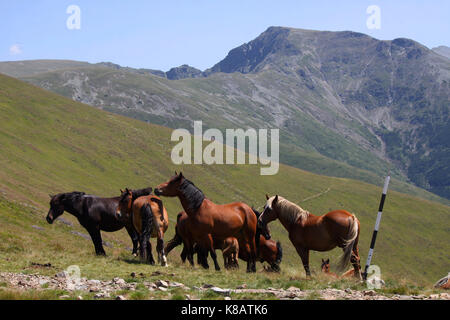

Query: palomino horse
[[46, 188, 153, 255], [258, 195, 361, 278], [165, 210, 283, 271], [155, 172, 258, 272], [117, 189, 169, 266]]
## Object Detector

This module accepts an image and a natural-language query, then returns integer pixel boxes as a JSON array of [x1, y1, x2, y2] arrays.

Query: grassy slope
[[0, 73, 448, 292]]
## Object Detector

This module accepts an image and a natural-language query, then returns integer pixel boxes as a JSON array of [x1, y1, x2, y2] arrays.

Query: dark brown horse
[[117, 189, 169, 266], [155, 172, 258, 272], [46, 188, 153, 255], [165, 210, 283, 271], [258, 195, 361, 278]]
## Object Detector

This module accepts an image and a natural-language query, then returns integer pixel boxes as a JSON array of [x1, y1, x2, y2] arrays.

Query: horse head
[[117, 188, 133, 221], [46, 192, 85, 224], [154, 171, 184, 197], [46, 193, 65, 224], [321, 258, 331, 273], [258, 194, 279, 240]]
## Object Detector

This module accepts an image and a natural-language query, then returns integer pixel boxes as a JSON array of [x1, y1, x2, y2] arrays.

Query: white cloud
[[9, 44, 22, 55]]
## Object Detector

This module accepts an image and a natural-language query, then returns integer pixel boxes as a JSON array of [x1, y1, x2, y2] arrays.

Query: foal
[[117, 189, 169, 266], [321, 258, 355, 278]]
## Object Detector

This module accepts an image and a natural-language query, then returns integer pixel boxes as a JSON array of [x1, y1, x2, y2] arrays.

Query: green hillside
[[0, 73, 449, 290]]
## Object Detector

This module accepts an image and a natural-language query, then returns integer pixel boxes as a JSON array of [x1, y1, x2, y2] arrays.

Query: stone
[[211, 287, 231, 296], [155, 280, 169, 288]]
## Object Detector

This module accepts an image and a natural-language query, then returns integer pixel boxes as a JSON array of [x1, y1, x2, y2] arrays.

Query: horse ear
[[265, 194, 269, 200], [326, 259, 329, 264], [179, 172, 183, 178], [322, 258, 325, 263], [120, 189, 124, 194], [274, 195, 278, 203]]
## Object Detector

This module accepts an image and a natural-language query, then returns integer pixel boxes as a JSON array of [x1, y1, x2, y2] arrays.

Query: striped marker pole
[[362, 175, 390, 280]]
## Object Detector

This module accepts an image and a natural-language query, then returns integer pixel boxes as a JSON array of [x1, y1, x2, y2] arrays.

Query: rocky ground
[[0, 271, 448, 300]]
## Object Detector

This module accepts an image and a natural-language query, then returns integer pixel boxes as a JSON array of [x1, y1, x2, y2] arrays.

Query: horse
[[46, 187, 153, 255], [323, 258, 376, 283], [117, 188, 169, 266], [258, 195, 361, 278], [155, 172, 258, 272], [165, 209, 283, 271], [321, 258, 338, 278], [164, 211, 238, 269]]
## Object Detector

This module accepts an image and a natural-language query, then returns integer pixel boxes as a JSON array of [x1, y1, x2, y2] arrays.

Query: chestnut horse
[[155, 172, 257, 272], [165, 209, 283, 271], [117, 189, 169, 266], [258, 195, 361, 278], [321, 258, 355, 278], [165, 212, 238, 269]]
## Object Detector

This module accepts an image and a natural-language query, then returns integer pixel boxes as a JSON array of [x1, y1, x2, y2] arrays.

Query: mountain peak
[[166, 64, 203, 80], [205, 26, 299, 74]]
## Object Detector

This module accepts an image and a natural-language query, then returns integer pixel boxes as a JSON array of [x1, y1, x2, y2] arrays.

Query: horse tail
[[164, 213, 183, 255], [150, 197, 165, 222], [275, 241, 283, 265], [337, 214, 359, 272], [141, 203, 154, 239]]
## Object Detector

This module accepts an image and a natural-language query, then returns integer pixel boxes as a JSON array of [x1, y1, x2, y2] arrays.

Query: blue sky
[[1, 1, 449, 71]]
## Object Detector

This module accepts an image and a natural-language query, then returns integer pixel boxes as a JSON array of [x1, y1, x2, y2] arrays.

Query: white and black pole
[[362, 175, 390, 280]]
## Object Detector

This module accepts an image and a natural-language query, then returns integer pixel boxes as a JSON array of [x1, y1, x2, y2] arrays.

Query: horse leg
[[181, 245, 187, 263], [157, 230, 167, 267], [147, 240, 155, 265], [196, 245, 210, 269], [205, 235, 220, 271], [295, 247, 311, 277], [139, 233, 148, 262], [185, 240, 195, 267], [350, 243, 362, 280], [125, 225, 139, 256], [86, 227, 106, 256]]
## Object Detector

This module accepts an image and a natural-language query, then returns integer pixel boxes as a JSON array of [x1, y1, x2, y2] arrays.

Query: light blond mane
[[268, 196, 309, 224]]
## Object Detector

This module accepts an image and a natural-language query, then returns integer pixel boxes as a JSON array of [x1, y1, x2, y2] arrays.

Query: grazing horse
[[155, 172, 257, 272], [46, 188, 153, 255], [117, 189, 169, 266], [258, 195, 361, 278], [165, 210, 283, 271]]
